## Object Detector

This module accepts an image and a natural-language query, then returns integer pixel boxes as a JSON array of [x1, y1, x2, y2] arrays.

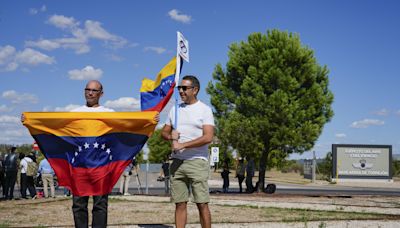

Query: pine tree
[[207, 29, 334, 191]]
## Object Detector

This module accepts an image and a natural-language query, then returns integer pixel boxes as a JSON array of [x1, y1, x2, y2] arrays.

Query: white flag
[[177, 31, 189, 62]]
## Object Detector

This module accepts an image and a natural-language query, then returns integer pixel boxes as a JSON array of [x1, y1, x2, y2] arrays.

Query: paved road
[[6, 171, 400, 199]]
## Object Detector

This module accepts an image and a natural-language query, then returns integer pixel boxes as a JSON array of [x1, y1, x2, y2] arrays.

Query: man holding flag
[[22, 80, 159, 228], [162, 75, 214, 228], [69, 80, 114, 228]]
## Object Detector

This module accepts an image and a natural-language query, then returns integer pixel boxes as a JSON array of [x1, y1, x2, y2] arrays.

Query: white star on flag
[[84, 142, 89, 149], [93, 142, 99, 148]]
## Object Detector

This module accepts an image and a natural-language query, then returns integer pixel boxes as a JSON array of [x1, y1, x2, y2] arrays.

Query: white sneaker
[[123, 193, 131, 196]]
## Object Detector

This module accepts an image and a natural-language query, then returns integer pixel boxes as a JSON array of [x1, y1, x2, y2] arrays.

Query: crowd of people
[[0, 147, 57, 200], [218, 157, 257, 194]]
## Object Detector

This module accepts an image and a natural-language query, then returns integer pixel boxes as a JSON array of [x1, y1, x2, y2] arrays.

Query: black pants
[[4, 171, 17, 199], [20, 173, 36, 198], [237, 175, 245, 193], [72, 195, 108, 228], [0, 172, 5, 196], [245, 175, 254, 193]]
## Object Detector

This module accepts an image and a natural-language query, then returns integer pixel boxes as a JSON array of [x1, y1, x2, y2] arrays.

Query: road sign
[[211, 147, 219, 163]]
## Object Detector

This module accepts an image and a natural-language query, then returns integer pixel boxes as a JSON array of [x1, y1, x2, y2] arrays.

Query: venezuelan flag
[[140, 57, 178, 112], [23, 111, 157, 196]]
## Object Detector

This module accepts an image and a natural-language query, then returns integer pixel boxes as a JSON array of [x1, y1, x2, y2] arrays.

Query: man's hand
[[154, 112, 160, 122], [171, 129, 180, 140], [172, 140, 185, 152]]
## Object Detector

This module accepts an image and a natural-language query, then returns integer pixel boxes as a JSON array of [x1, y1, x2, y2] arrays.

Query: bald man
[[70, 80, 114, 228]]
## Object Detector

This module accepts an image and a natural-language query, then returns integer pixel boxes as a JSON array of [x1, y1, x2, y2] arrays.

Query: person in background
[[64, 187, 71, 197], [19, 153, 37, 199], [160, 155, 170, 194], [3, 147, 18, 200], [221, 163, 230, 193], [0, 153, 5, 198], [119, 158, 134, 196], [38, 158, 55, 198], [235, 158, 246, 193]]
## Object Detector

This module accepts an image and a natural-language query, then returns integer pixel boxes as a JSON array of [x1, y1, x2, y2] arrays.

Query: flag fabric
[[140, 57, 178, 112], [23, 111, 157, 196]]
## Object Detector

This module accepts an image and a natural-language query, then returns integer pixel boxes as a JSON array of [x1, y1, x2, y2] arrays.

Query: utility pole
[[312, 151, 316, 183]]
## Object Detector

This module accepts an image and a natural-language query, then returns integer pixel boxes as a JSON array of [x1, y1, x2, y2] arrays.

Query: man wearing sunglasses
[[162, 75, 215, 228]]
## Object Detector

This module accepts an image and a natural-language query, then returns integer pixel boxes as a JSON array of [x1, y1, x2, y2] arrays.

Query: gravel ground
[[2, 193, 399, 227]]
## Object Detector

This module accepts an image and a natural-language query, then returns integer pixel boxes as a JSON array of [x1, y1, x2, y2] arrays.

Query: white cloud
[[29, 8, 39, 15], [168, 9, 192, 24], [373, 108, 389, 116], [29, 5, 46, 15], [42, 104, 81, 112], [0, 105, 12, 112], [84, 20, 128, 49], [84, 20, 115, 40], [0, 45, 16, 64], [47, 14, 79, 29], [68, 65, 103, 80], [1, 46, 55, 71], [0, 124, 32, 145], [335, 133, 346, 138], [144, 46, 166, 54], [15, 48, 55, 65], [106, 54, 123, 62], [0, 115, 19, 124], [2, 90, 38, 104], [26, 15, 129, 54], [25, 39, 61, 51], [104, 97, 140, 111], [350, 119, 384, 128]]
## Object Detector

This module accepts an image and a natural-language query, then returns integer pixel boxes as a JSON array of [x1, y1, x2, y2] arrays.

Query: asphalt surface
[[5, 171, 399, 199]]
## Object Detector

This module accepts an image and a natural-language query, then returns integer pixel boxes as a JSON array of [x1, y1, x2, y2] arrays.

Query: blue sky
[[1, 1, 400, 159]]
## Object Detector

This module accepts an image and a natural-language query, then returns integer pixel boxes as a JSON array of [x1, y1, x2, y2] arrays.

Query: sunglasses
[[84, 88, 102, 93], [177, 86, 194, 91]]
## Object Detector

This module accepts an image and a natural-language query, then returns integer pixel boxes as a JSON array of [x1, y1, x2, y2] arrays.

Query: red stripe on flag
[[49, 158, 131, 196]]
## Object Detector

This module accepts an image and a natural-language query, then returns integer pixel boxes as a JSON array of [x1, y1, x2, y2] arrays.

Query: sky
[[1, 1, 400, 159]]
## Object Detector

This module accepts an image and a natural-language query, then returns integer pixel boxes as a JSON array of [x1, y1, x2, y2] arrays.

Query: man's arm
[[161, 124, 178, 141]]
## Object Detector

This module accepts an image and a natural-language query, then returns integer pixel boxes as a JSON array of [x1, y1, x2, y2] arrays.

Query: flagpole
[[173, 56, 181, 130]]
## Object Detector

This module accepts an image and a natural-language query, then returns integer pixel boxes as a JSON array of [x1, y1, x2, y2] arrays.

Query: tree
[[147, 129, 171, 163], [207, 29, 334, 192], [318, 151, 333, 180]]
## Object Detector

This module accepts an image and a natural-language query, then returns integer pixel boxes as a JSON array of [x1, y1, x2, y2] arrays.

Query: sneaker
[[123, 193, 131, 196], [32, 195, 37, 200]]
